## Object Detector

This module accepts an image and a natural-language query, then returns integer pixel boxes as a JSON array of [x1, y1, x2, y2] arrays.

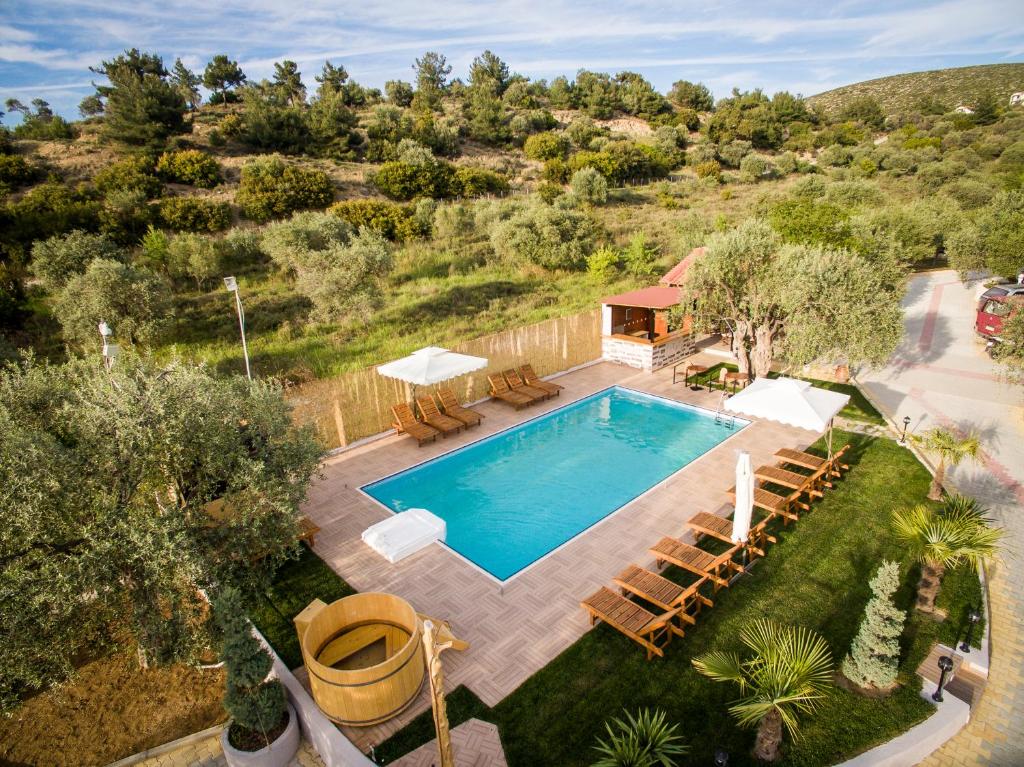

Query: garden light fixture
[[932, 655, 954, 702], [223, 276, 251, 380], [900, 416, 911, 444], [714, 748, 730, 766], [960, 609, 982, 653]]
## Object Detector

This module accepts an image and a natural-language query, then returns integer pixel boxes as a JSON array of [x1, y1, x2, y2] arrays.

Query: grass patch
[[697, 362, 886, 426], [376, 432, 980, 765], [247, 546, 356, 669]]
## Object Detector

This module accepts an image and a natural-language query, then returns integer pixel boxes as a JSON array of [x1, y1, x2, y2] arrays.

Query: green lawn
[[376, 432, 981, 766], [697, 362, 887, 426], [247, 546, 356, 669]]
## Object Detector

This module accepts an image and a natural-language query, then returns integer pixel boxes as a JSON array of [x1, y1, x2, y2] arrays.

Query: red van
[[975, 283, 1024, 342]]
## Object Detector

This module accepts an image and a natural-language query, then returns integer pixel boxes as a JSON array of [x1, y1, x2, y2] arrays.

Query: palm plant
[[692, 619, 833, 763], [892, 494, 1003, 613], [592, 708, 687, 767], [910, 427, 981, 500]]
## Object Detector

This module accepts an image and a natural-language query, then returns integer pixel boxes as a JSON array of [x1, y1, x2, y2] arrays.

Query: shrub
[[166, 232, 222, 288], [569, 167, 608, 205], [371, 160, 457, 200], [53, 258, 172, 349], [775, 151, 798, 175], [718, 139, 752, 168], [686, 142, 718, 166], [455, 166, 510, 197], [155, 149, 222, 188], [593, 708, 687, 767], [622, 231, 659, 277], [944, 179, 995, 210], [524, 132, 570, 161], [694, 160, 721, 180], [31, 230, 126, 290], [819, 144, 854, 167], [841, 561, 906, 691], [432, 202, 476, 241], [0, 182, 102, 262], [329, 199, 423, 241], [822, 180, 885, 208], [739, 153, 777, 182], [902, 136, 942, 151], [94, 157, 163, 199], [490, 202, 596, 270], [236, 155, 334, 222], [536, 181, 564, 204], [215, 587, 288, 745], [768, 197, 853, 249], [294, 229, 394, 322], [0, 154, 35, 191], [217, 228, 268, 271], [98, 188, 154, 245], [262, 211, 354, 273], [158, 196, 231, 232], [566, 116, 603, 148], [586, 246, 620, 282]]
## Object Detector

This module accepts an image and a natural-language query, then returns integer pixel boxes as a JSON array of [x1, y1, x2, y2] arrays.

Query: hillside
[[809, 62, 1024, 114]]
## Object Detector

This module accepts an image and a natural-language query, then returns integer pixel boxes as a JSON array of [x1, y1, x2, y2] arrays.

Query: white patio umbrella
[[724, 377, 850, 458], [732, 451, 754, 544], [377, 346, 488, 400]]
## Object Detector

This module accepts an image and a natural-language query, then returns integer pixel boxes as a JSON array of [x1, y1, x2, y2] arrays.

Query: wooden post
[[422, 620, 455, 767]]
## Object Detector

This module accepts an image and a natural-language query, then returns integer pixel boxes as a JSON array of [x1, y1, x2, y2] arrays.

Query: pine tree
[[215, 586, 287, 742], [842, 560, 907, 691]]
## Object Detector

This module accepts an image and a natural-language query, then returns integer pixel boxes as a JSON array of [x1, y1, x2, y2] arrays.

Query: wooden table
[[673, 362, 709, 387]]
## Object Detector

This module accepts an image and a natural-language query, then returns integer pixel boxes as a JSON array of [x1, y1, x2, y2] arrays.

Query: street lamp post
[[900, 416, 911, 444], [932, 655, 954, 702], [223, 276, 251, 380], [98, 321, 119, 370], [960, 609, 982, 653]]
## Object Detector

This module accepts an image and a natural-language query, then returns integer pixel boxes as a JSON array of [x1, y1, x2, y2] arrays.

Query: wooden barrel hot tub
[[294, 593, 425, 727]]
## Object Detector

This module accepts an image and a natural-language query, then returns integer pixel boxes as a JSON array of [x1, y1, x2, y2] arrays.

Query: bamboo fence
[[288, 309, 602, 449]]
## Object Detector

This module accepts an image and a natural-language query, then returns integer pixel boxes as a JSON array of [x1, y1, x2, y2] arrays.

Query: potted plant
[[215, 586, 300, 767]]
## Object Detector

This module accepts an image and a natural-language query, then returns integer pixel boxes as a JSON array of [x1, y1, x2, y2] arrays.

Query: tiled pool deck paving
[[300, 360, 817, 751]]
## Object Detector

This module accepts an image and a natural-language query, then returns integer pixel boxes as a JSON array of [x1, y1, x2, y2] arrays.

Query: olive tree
[[31, 230, 126, 290], [0, 356, 321, 711], [678, 219, 903, 376]]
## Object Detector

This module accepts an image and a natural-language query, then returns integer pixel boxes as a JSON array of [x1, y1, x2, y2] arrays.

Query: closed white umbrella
[[732, 451, 754, 544], [377, 346, 488, 400]]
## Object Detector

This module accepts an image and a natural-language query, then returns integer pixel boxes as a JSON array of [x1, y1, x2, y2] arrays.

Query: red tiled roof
[[659, 246, 705, 287], [600, 286, 681, 309]]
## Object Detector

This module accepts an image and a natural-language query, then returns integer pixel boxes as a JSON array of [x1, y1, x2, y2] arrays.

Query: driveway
[[857, 270, 1024, 766]]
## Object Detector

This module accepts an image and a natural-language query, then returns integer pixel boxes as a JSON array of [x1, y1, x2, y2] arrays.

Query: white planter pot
[[221, 702, 301, 767]]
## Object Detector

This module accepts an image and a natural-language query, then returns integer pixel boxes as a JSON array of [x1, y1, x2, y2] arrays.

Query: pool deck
[[300, 360, 818, 751]]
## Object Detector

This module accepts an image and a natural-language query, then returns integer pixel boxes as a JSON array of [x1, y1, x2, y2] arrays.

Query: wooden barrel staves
[[294, 593, 425, 727]]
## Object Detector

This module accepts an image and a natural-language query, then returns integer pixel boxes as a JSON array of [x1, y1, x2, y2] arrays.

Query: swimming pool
[[362, 386, 747, 581]]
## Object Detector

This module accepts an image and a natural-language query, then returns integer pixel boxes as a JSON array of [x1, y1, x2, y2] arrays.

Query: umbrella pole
[[827, 419, 834, 460]]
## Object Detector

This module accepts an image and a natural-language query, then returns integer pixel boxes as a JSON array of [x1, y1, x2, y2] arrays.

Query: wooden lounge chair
[[686, 510, 775, 558], [613, 564, 712, 624], [581, 586, 685, 660], [436, 386, 483, 428], [728, 485, 807, 524], [416, 395, 464, 437], [649, 537, 744, 592], [755, 465, 825, 500], [502, 369, 551, 402], [391, 403, 441, 446], [488, 374, 535, 409], [520, 363, 562, 397]]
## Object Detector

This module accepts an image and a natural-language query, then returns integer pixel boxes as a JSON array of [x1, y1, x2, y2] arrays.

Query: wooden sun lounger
[[686, 510, 775, 558], [581, 586, 685, 660], [436, 386, 483, 428], [488, 374, 535, 409], [756, 465, 825, 499], [727, 485, 807, 524], [649, 537, 744, 592], [503, 369, 551, 402], [520, 363, 562, 397], [776, 445, 850, 478], [391, 403, 441, 446], [613, 564, 712, 624], [416, 395, 464, 437]]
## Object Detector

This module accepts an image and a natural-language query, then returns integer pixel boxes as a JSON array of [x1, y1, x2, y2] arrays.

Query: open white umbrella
[[377, 346, 488, 400], [732, 451, 754, 544], [725, 377, 850, 457]]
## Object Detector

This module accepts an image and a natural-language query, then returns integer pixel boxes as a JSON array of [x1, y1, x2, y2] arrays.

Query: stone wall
[[651, 333, 696, 371], [602, 337, 653, 371]]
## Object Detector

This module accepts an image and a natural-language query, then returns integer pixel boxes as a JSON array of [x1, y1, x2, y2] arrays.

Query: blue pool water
[[362, 386, 747, 581]]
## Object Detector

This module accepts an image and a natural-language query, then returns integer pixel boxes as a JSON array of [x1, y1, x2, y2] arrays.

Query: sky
[[2, 0, 1024, 122]]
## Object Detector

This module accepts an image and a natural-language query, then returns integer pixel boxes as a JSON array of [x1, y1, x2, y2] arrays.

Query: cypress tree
[[842, 560, 907, 691], [215, 586, 287, 744]]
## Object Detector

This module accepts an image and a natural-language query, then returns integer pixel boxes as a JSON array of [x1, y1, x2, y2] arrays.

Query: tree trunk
[[753, 708, 784, 762], [915, 561, 946, 613], [751, 322, 775, 378], [927, 459, 945, 501], [732, 320, 752, 376]]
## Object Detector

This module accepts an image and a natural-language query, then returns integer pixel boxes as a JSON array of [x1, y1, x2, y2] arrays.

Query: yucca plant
[[910, 427, 981, 500], [892, 494, 1003, 613], [692, 619, 833, 763], [592, 708, 687, 767]]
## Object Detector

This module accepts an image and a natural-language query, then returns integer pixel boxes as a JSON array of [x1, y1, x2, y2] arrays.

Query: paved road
[[858, 270, 1024, 767]]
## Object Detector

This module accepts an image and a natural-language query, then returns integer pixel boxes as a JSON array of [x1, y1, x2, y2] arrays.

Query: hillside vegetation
[[809, 63, 1024, 115], [3, 52, 1024, 383]]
